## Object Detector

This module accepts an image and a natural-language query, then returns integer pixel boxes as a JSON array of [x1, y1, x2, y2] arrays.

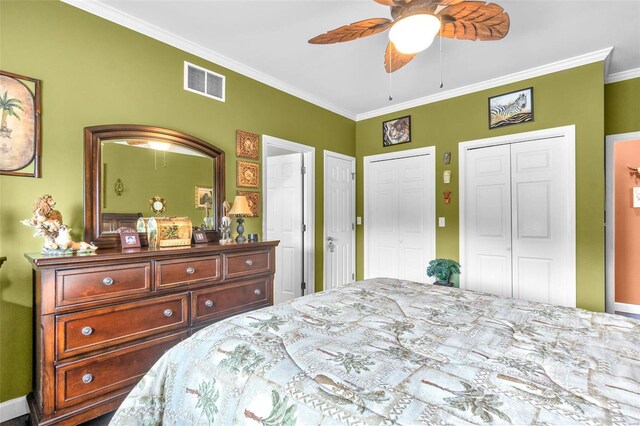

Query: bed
[[111, 278, 640, 425]]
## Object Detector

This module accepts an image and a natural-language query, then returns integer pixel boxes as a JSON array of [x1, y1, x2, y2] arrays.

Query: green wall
[[0, 0, 354, 402], [605, 77, 640, 135], [356, 63, 606, 313]]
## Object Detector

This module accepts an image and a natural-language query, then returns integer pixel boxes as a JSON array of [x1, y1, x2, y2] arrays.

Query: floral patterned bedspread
[[111, 278, 640, 425]]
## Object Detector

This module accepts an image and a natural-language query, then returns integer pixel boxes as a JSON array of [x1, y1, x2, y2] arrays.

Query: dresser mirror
[[85, 125, 225, 248]]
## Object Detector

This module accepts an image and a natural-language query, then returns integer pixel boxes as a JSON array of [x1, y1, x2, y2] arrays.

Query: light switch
[[438, 217, 445, 227], [356, 216, 362, 225]]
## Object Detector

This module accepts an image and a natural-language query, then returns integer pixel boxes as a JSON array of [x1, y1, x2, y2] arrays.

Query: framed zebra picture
[[488, 87, 533, 129]]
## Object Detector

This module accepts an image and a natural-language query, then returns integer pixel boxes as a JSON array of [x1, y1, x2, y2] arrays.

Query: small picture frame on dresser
[[192, 229, 209, 244], [117, 227, 141, 248]]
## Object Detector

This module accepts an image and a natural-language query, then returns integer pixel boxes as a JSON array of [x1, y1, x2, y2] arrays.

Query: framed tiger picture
[[488, 87, 533, 129]]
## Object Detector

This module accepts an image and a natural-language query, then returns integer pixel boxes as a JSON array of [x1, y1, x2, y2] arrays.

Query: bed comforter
[[111, 278, 640, 425]]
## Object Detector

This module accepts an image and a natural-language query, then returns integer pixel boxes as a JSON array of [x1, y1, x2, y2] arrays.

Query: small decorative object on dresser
[[237, 161, 259, 188], [228, 195, 253, 243], [489, 87, 533, 129], [192, 228, 209, 244], [147, 217, 192, 248], [382, 115, 411, 147], [21, 194, 96, 254], [236, 130, 259, 160], [426, 258, 461, 287], [117, 227, 141, 248], [219, 200, 233, 244], [25, 241, 279, 425]]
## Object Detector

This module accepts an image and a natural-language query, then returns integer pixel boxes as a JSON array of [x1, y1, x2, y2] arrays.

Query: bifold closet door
[[465, 144, 513, 297], [465, 137, 572, 306]]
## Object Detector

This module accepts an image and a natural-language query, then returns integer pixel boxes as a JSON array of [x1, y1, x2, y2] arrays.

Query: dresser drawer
[[56, 263, 151, 307], [55, 331, 187, 410], [56, 293, 189, 359], [155, 255, 221, 289], [224, 250, 272, 279], [192, 278, 271, 323]]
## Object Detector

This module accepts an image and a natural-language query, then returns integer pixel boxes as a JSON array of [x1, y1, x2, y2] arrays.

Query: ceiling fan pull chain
[[388, 46, 393, 101], [439, 24, 444, 89]]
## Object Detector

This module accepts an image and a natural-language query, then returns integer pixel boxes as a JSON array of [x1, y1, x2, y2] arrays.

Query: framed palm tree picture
[[0, 70, 42, 177]]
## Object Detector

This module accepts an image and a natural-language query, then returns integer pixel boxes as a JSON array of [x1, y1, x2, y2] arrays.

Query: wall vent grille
[[184, 61, 225, 102]]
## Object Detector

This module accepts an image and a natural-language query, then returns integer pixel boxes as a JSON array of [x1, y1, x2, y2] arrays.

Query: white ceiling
[[68, 0, 640, 120]]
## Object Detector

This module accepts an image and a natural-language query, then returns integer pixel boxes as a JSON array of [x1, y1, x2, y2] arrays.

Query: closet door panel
[[464, 145, 512, 297], [511, 137, 570, 306]]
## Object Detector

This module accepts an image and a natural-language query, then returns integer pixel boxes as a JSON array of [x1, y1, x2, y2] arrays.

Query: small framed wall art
[[382, 115, 411, 147], [0, 70, 42, 178], [237, 190, 260, 217], [236, 130, 259, 160], [489, 87, 533, 129], [195, 185, 213, 209], [237, 161, 259, 188]]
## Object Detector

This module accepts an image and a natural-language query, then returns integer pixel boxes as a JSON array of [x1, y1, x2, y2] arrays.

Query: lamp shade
[[228, 195, 252, 216], [388, 13, 440, 54]]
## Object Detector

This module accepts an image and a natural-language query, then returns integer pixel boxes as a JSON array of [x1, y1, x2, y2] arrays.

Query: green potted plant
[[426, 259, 461, 287]]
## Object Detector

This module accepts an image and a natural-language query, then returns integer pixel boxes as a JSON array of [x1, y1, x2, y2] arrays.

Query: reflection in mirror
[[101, 140, 214, 232], [85, 125, 225, 248]]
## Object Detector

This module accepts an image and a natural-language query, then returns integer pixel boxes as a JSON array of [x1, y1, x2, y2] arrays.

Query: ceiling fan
[[309, 0, 510, 73]]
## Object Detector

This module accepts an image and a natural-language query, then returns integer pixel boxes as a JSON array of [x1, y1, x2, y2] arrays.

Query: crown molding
[[606, 67, 640, 84], [356, 47, 613, 121], [61, 0, 357, 120]]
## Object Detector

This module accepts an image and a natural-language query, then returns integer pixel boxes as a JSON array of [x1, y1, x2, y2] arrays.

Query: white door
[[267, 153, 303, 303], [366, 151, 435, 283], [324, 151, 355, 290], [464, 145, 513, 297], [463, 133, 574, 306]]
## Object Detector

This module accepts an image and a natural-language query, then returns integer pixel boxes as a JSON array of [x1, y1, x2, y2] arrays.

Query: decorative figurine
[[22, 194, 97, 254], [219, 200, 233, 244]]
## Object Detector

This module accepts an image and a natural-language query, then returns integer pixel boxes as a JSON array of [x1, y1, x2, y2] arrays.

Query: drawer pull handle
[[81, 326, 93, 336], [204, 300, 214, 308], [254, 289, 262, 296], [164, 309, 173, 317], [102, 277, 114, 286], [82, 374, 93, 384], [186, 267, 196, 275], [245, 260, 253, 266]]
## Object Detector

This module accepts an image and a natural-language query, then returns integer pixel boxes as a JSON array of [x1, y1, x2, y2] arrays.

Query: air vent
[[184, 61, 225, 102]]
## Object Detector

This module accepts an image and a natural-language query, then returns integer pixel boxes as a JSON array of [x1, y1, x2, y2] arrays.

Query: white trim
[[363, 146, 436, 280], [61, 0, 355, 120], [614, 302, 640, 315], [262, 135, 315, 296], [606, 67, 640, 84], [0, 396, 28, 423], [605, 131, 640, 314], [356, 48, 612, 121], [323, 150, 357, 290], [183, 61, 225, 102], [459, 125, 576, 307]]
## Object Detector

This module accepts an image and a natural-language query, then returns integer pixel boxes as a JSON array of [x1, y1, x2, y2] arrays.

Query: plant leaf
[[438, 1, 510, 41], [309, 18, 392, 44]]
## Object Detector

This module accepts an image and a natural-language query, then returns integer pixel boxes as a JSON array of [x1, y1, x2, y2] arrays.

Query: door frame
[[323, 150, 356, 290], [458, 125, 576, 306], [262, 135, 315, 295], [363, 146, 436, 279], [605, 131, 640, 314]]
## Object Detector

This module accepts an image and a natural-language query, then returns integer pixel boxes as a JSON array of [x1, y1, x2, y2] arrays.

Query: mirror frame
[[84, 124, 225, 248]]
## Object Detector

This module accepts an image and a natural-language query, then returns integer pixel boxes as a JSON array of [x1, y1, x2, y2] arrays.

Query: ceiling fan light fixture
[[388, 13, 441, 54]]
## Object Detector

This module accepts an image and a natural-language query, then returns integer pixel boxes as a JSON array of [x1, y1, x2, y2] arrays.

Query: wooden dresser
[[25, 241, 278, 425]]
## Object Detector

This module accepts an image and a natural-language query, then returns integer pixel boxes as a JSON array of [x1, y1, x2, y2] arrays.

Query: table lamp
[[228, 195, 252, 243]]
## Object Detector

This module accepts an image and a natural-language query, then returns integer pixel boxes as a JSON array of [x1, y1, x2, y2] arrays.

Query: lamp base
[[235, 217, 246, 243]]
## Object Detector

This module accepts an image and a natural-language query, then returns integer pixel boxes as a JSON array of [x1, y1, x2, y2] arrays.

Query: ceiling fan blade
[[309, 18, 393, 44], [373, 0, 395, 5], [384, 42, 417, 73], [436, 0, 466, 6], [438, 1, 510, 41]]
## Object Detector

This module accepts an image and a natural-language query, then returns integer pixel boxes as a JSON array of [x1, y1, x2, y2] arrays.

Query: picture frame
[[488, 87, 534, 129], [236, 130, 259, 160], [0, 70, 42, 177], [237, 190, 260, 217], [117, 227, 141, 248], [195, 185, 213, 209], [382, 115, 411, 147], [237, 161, 259, 188], [192, 228, 209, 244]]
